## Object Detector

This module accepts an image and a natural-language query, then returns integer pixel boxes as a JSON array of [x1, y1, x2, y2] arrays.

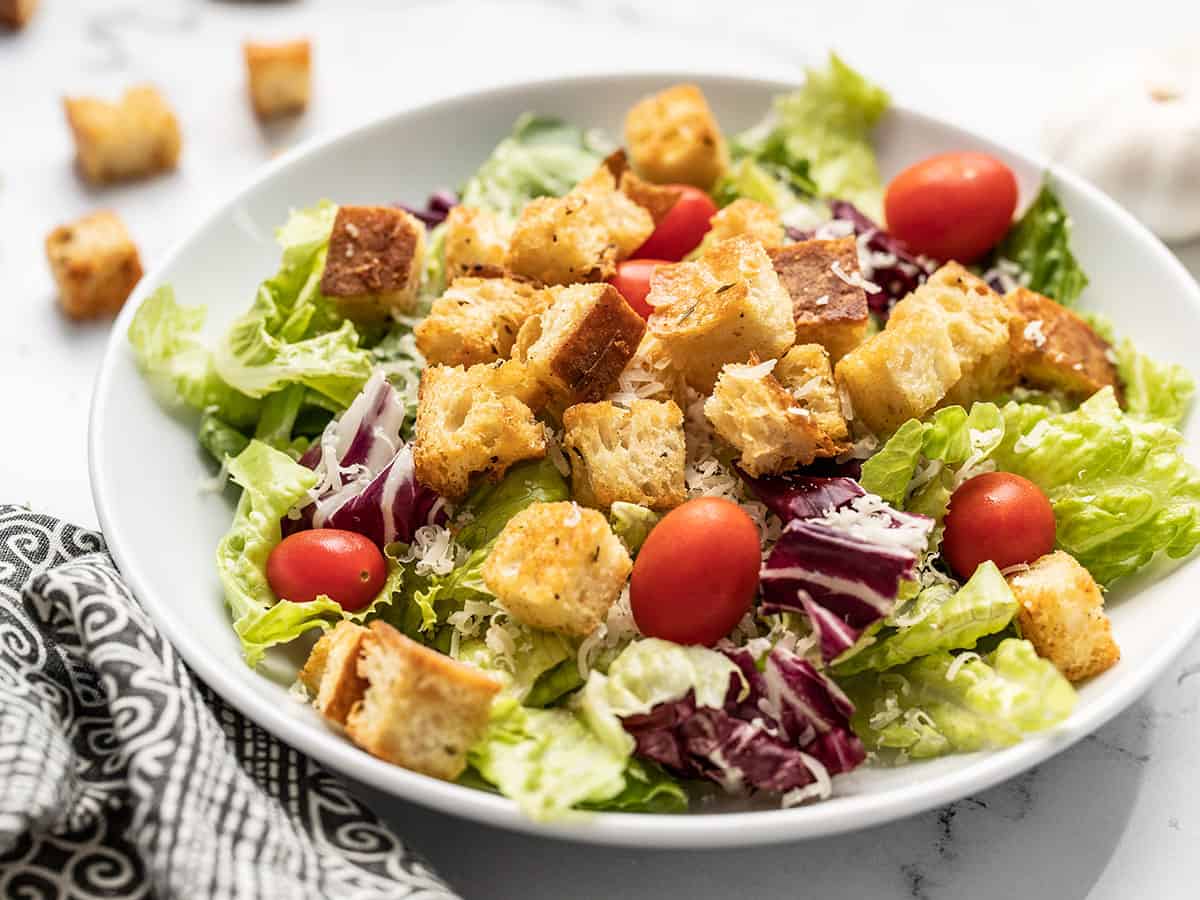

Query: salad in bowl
[[126, 56, 1199, 821]]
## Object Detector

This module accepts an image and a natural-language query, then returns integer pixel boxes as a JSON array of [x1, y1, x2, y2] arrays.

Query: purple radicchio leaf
[[283, 372, 445, 546], [739, 472, 864, 523], [620, 646, 865, 796], [395, 189, 458, 228], [792, 199, 936, 316]]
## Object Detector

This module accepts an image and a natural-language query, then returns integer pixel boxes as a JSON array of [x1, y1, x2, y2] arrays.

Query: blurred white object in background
[[1042, 49, 1200, 244]]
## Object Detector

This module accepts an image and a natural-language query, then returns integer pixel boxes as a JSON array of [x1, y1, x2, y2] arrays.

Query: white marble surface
[[3, 1, 1200, 897]]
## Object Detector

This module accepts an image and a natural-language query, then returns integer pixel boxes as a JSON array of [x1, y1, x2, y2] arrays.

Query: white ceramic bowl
[[90, 73, 1200, 848]]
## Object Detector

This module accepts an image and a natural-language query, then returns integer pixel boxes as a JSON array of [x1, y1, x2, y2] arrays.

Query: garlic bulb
[[1042, 51, 1200, 243]]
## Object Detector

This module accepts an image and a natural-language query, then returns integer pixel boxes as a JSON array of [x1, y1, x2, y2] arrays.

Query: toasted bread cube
[[514, 282, 646, 406], [1007, 551, 1120, 682], [415, 276, 550, 367], [769, 238, 869, 361], [0, 0, 38, 27], [887, 262, 1016, 407], [320, 205, 426, 320], [45, 211, 143, 320], [344, 622, 499, 780], [244, 39, 312, 119], [443, 205, 512, 280], [507, 162, 654, 285], [483, 502, 632, 636], [413, 361, 546, 498], [609, 333, 689, 409], [648, 236, 796, 392], [625, 84, 728, 190], [775, 344, 850, 443], [620, 168, 683, 225], [299, 621, 368, 725], [1006, 287, 1119, 401], [64, 85, 181, 184], [563, 399, 686, 510], [705, 357, 838, 476], [707, 199, 784, 250]]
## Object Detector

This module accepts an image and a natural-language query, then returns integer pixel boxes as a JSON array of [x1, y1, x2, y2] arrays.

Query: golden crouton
[[344, 622, 500, 781], [443, 205, 513, 279], [1007, 551, 1120, 683], [887, 262, 1016, 407], [415, 276, 550, 367], [648, 236, 796, 392], [320, 205, 426, 320], [413, 361, 546, 499], [768, 238, 869, 361], [774, 344, 850, 443], [514, 283, 646, 407], [63, 85, 181, 184], [1006, 287, 1120, 401], [299, 620, 368, 725], [482, 502, 633, 636], [244, 39, 312, 120], [563, 399, 686, 511], [620, 169, 683, 226], [625, 84, 728, 190], [45, 211, 143, 320], [837, 262, 1014, 434], [609, 333, 689, 410], [706, 199, 784, 249], [0, 0, 38, 27], [704, 356, 839, 477]]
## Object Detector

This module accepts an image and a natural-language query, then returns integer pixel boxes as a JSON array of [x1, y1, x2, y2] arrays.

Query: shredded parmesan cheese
[[830, 259, 882, 294]]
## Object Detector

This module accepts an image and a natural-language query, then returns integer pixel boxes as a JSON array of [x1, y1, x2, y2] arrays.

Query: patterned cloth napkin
[[0, 505, 461, 900]]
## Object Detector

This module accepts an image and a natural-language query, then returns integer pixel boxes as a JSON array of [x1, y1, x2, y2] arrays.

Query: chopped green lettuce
[[579, 759, 688, 814], [994, 182, 1088, 306], [843, 638, 1076, 759], [456, 629, 575, 703], [734, 53, 889, 217], [459, 114, 608, 221], [454, 458, 570, 550], [197, 413, 251, 465], [834, 562, 1017, 675], [127, 286, 262, 428], [609, 502, 660, 556], [1086, 313, 1194, 427]]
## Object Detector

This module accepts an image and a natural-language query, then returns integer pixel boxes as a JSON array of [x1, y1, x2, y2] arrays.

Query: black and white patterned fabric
[[0, 505, 460, 900]]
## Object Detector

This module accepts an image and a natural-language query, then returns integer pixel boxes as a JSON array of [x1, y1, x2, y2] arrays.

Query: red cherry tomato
[[266, 529, 387, 612], [884, 152, 1019, 263], [631, 498, 761, 646], [632, 185, 718, 261], [610, 259, 672, 319], [942, 473, 1056, 579]]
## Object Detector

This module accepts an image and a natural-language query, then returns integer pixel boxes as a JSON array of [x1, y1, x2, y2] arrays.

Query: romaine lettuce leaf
[[1086, 313, 1194, 427], [842, 638, 1076, 759], [454, 457, 570, 550], [578, 759, 688, 813], [198, 413, 251, 464], [994, 182, 1088, 306], [834, 562, 1017, 675], [459, 114, 608, 221], [127, 285, 262, 428], [456, 628, 575, 703], [608, 502, 660, 556], [735, 53, 889, 217]]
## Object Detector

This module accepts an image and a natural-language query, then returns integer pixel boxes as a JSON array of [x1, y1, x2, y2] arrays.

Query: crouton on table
[[1006, 287, 1120, 401], [443, 205, 513, 280], [415, 276, 550, 367], [769, 237, 869, 361], [244, 39, 312, 120], [707, 199, 784, 250], [413, 360, 546, 499], [45, 211, 143, 320], [774, 343, 850, 443], [341, 622, 499, 780], [0, 0, 39, 27], [648, 236, 795, 392], [507, 161, 653, 285], [1007, 551, 1120, 682], [514, 282, 646, 407], [64, 85, 181, 184], [705, 356, 840, 477], [563, 399, 686, 510], [483, 501, 633, 636], [320, 205, 426, 320], [624, 84, 728, 190], [836, 262, 1013, 434]]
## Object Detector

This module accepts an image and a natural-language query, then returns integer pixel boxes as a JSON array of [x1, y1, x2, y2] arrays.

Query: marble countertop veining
[[3, 2, 1199, 897]]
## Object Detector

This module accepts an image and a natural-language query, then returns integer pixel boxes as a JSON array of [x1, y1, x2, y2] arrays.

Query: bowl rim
[[89, 69, 1200, 848]]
